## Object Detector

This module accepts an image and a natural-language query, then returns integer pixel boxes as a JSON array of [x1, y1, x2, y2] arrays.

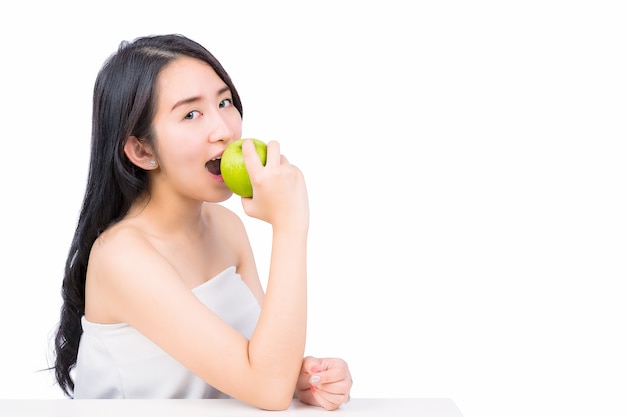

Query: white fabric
[[74, 266, 260, 399]]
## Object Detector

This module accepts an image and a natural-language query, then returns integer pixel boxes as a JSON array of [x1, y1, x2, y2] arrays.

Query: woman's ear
[[124, 136, 158, 170]]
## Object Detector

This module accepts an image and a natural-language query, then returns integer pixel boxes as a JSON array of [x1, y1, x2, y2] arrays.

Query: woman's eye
[[184, 110, 202, 120], [219, 98, 233, 108]]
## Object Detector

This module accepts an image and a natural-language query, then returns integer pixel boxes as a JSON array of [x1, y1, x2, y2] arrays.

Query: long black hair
[[52, 34, 243, 397]]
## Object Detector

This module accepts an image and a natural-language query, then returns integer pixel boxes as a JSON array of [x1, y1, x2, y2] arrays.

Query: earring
[[149, 160, 157, 168]]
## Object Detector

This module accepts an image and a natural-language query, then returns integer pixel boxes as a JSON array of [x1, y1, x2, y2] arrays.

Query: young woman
[[52, 34, 352, 410]]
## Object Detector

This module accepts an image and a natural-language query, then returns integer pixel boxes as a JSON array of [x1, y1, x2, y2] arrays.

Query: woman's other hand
[[296, 356, 353, 410]]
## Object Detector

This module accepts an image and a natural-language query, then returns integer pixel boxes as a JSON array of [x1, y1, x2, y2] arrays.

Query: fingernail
[[309, 375, 321, 386]]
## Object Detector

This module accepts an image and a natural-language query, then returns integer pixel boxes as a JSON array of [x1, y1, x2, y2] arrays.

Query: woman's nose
[[206, 113, 235, 143]]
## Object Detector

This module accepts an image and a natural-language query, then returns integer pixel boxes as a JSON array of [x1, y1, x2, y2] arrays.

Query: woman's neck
[[127, 192, 207, 239]]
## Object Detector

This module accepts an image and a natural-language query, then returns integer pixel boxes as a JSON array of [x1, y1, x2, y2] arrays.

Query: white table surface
[[0, 398, 464, 416]]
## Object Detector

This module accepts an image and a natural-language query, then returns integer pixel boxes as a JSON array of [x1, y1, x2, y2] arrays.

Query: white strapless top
[[73, 266, 260, 399]]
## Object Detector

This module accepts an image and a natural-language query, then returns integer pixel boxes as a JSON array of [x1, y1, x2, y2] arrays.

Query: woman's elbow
[[253, 383, 297, 411]]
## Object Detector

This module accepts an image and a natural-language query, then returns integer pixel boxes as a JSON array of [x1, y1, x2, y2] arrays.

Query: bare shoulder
[[203, 202, 244, 227], [202, 203, 249, 243], [85, 221, 176, 323], [89, 220, 155, 268]]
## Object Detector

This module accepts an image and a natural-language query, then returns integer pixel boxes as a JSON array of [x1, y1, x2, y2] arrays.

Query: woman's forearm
[[248, 226, 308, 395]]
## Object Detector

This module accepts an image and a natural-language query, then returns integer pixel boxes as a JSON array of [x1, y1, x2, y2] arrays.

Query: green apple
[[221, 138, 267, 197]]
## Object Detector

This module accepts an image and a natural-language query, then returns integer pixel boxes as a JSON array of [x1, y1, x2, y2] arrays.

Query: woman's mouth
[[205, 157, 222, 176]]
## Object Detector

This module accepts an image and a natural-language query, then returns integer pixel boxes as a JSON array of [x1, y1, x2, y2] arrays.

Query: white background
[[0, 1, 624, 416]]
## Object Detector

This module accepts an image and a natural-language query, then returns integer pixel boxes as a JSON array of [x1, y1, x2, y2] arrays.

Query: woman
[[52, 34, 352, 410]]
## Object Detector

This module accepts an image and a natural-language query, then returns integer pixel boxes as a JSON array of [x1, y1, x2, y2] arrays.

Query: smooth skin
[[83, 56, 351, 410]]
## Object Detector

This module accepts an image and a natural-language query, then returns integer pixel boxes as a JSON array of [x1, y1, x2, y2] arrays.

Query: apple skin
[[221, 138, 267, 197]]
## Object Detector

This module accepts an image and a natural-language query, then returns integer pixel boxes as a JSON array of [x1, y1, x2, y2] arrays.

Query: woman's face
[[150, 56, 242, 203]]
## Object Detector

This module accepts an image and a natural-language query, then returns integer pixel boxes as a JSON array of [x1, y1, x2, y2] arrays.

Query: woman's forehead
[[156, 56, 227, 105]]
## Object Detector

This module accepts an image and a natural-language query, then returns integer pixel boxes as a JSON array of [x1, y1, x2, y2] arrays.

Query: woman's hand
[[295, 356, 353, 410], [240, 139, 309, 231]]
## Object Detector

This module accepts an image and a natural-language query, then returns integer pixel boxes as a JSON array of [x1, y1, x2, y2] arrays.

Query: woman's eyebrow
[[171, 96, 202, 112], [170, 87, 231, 112], [217, 86, 231, 96]]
